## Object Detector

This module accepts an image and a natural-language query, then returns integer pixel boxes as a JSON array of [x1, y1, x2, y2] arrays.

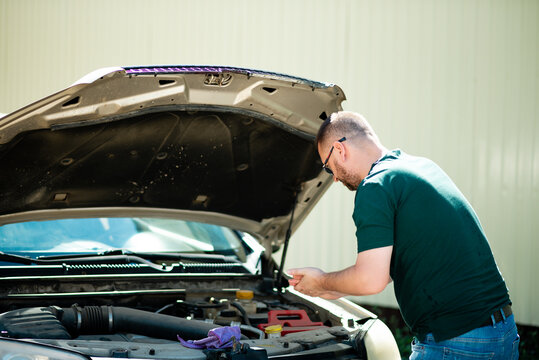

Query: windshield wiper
[[37, 249, 241, 263], [0, 251, 35, 265], [0, 250, 242, 274], [0, 250, 167, 271]]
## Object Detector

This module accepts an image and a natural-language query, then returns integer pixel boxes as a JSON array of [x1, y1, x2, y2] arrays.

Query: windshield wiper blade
[[0, 250, 167, 271], [36, 248, 134, 260], [0, 251, 35, 265], [37, 249, 241, 264]]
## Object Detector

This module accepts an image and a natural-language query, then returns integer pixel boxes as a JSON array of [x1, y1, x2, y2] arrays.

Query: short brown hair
[[316, 111, 377, 146]]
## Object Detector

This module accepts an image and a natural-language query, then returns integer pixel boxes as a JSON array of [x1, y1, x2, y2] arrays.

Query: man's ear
[[334, 141, 347, 161]]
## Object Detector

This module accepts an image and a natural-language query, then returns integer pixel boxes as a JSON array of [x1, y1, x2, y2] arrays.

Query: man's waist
[[480, 304, 512, 327], [407, 301, 513, 342]]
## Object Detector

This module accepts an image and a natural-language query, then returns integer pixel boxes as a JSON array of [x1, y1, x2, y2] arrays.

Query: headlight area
[[0, 337, 90, 360]]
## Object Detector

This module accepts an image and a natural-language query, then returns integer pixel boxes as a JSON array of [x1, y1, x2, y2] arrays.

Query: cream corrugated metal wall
[[1, 0, 537, 326]]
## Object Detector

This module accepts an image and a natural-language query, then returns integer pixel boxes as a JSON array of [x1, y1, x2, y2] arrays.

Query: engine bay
[[0, 275, 372, 359]]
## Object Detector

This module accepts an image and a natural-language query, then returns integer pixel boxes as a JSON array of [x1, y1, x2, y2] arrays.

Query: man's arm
[[287, 245, 393, 298]]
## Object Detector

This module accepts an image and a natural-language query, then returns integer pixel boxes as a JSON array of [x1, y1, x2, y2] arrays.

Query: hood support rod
[[275, 193, 297, 290]]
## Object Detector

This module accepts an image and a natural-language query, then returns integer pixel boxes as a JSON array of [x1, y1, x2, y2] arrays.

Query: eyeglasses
[[322, 137, 346, 175]]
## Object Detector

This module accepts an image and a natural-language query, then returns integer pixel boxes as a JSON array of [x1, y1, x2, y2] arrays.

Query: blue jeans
[[410, 314, 519, 360]]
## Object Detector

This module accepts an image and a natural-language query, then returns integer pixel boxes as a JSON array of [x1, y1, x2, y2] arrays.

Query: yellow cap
[[264, 324, 283, 334], [236, 290, 254, 300]]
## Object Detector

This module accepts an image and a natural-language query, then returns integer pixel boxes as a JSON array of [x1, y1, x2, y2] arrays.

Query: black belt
[[481, 304, 512, 327]]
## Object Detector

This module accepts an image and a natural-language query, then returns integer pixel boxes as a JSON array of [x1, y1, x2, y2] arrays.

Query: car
[[0, 65, 400, 359]]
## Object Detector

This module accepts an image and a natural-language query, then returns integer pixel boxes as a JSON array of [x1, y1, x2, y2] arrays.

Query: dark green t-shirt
[[353, 149, 510, 341]]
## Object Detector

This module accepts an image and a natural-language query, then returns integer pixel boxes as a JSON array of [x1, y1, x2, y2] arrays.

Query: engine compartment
[[0, 276, 372, 359]]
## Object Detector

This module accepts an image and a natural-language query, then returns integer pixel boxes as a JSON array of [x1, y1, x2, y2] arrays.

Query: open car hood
[[0, 66, 345, 251]]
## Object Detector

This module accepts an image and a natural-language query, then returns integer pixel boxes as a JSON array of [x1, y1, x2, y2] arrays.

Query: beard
[[334, 162, 362, 191]]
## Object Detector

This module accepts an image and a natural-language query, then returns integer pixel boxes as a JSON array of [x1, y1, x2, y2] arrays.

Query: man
[[288, 111, 519, 359]]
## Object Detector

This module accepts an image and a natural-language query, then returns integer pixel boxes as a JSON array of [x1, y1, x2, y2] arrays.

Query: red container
[[258, 309, 326, 335]]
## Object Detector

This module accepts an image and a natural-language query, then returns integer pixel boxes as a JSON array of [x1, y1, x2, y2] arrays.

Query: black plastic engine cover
[[0, 307, 71, 339]]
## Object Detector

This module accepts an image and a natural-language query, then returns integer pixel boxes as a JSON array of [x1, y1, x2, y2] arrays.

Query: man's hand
[[287, 267, 324, 294], [287, 268, 345, 299]]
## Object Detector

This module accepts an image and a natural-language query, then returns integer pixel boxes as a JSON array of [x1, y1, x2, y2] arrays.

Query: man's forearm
[[287, 246, 392, 298], [322, 264, 388, 296]]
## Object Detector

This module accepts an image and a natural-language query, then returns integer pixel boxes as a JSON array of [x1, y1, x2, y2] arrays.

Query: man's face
[[333, 161, 360, 191], [318, 142, 361, 191]]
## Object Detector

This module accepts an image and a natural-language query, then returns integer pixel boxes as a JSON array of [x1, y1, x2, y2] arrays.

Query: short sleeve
[[352, 181, 395, 253]]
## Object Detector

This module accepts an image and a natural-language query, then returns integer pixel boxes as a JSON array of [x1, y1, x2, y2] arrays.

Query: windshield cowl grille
[[64, 263, 142, 270], [62, 262, 250, 274], [179, 262, 248, 273]]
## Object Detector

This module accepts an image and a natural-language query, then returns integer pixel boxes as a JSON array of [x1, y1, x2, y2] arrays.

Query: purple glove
[[177, 326, 241, 349]]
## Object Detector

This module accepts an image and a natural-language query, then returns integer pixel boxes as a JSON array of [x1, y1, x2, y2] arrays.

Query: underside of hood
[[0, 66, 345, 245]]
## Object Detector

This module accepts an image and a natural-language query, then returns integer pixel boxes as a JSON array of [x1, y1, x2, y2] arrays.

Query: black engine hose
[[230, 301, 252, 327], [56, 305, 220, 340]]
